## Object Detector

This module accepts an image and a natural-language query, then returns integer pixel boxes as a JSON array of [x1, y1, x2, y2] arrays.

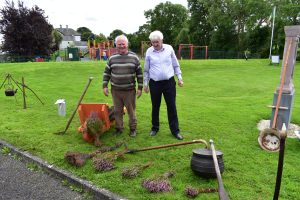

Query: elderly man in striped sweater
[[102, 35, 143, 137]]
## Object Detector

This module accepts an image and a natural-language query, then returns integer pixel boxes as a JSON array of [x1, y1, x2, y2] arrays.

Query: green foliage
[[144, 2, 189, 45], [0, 1, 53, 57], [247, 26, 270, 58], [108, 29, 125, 41], [187, 0, 213, 46], [51, 29, 63, 52], [69, 185, 83, 193], [26, 162, 41, 172], [1, 60, 300, 199], [141, 0, 300, 57], [12, 154, 21, 160], [76, 27, 92, 41], [174, 28, 190, 48], [127, 33, 139, 52], [1, 147, 11, 155]]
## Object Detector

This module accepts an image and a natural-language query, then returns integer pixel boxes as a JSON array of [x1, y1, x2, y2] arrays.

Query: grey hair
[[115, 34, 128, 45], [149, 30, 163, 41]]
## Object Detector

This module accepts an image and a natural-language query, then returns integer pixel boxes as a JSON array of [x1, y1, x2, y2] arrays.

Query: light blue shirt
[[144, 44, 182, 86]]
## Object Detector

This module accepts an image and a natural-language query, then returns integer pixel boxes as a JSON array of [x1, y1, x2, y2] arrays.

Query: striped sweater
[[102, 51, 143, 90]]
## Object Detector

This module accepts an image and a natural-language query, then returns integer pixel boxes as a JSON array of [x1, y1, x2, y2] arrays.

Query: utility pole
[[269, 6, 276, 59]]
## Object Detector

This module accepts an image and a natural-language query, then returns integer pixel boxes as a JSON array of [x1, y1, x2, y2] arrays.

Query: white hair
[[149, 30, 163, 41], [115, 34, 128, 44]]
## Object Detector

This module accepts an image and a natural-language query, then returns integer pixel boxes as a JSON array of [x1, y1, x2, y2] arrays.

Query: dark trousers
[[149, 77, 179, 135]]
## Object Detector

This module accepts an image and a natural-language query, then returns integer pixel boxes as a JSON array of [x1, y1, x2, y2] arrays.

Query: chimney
[[66, 25, 68, 29], [60, 24, 62, 28]]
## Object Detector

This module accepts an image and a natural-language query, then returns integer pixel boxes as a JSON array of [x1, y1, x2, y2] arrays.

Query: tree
[[271, 0, 300, 56], [136, 24, 151, 42], [144, 1, 189, 46], [188, 0, 213, 46], [108, 29, 124, 41], [0, 0, 54, 58], [76, 27, 92, 41], [94, 33, 107, 43], [202, 0, 237, 52], [51, 29, 63, 52], [247, 26, 270, 57], [127, 33, 139, 53], [174, 28, 190, 47], [77, 27, 92, 34]]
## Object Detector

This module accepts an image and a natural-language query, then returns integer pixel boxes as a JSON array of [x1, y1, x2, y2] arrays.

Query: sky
[[0, 0, 188, 37]]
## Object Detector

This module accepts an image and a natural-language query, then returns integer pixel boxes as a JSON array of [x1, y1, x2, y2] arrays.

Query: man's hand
[[103, 87, 109, 96], [178, 80, 184, 87], [144, 86, 149, 93], [137, 89, 142, 98]]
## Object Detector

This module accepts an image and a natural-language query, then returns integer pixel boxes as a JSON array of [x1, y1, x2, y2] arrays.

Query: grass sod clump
[[0, 59, 300, 199]]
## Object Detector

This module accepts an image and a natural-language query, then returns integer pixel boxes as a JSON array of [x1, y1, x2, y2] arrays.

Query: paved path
[[0, 151, 85, 200], [0, 140, 124, 200]]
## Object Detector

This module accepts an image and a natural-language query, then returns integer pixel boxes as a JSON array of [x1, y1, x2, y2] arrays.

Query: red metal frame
[[177, 44, 208, 59]]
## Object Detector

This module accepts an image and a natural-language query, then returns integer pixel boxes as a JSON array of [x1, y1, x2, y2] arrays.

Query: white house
[[56, 25, 88, 50]]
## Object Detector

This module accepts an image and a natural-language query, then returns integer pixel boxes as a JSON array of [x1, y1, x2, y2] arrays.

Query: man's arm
[[143, 54, 150, 93], [102, 62, 111, 96]]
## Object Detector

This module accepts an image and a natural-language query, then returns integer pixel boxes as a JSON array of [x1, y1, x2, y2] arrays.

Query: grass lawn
[[0, 59, 300, 200]]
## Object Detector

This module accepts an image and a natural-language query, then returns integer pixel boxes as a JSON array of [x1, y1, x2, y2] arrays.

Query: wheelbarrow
[[77, 103, 114, 142]]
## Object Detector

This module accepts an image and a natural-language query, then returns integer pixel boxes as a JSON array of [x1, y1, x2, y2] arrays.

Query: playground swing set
[[141, 41, 208, 60], [88, 39, 118, 61], [177, 44, 208, 60]]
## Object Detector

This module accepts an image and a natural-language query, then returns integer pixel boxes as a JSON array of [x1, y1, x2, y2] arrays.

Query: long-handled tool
[[65, 142, 124, 167], [126, 139, 208, 153], [258, 38, 293, 152], [271, 38, 292, 129], [210, 139, 229, 200], [273, 124, 287, 200], [56, 77, 93, 135]]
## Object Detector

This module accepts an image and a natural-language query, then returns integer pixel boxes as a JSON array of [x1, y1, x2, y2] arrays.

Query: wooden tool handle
[[272, 39, 292, 128], [62, 77, 93, 134], [127, 139, 208, 153], [210, 139, 229, 200]]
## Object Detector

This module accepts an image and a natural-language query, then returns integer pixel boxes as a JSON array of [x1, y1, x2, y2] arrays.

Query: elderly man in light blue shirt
[[144, 30, 184, 140]]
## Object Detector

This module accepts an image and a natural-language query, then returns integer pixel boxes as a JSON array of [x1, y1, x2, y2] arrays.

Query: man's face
[[116, 38, 128, 54], [151, 39, 163, 51]]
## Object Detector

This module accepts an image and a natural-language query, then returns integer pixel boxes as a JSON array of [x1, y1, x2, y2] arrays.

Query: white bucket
[[55, 99, 66, 116]]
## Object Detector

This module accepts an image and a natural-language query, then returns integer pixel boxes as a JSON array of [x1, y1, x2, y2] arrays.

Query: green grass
[[0, 59, 300, 200]]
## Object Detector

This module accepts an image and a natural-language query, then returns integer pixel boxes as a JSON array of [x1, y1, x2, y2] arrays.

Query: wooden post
[[22, 77, 26, 109]]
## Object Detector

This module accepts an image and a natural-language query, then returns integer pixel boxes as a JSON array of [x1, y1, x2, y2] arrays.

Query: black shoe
[[114, 129, 123, 135], [129, 130, 136, 137], [149, 130, 158, 136], [173, 133, 183, 140]]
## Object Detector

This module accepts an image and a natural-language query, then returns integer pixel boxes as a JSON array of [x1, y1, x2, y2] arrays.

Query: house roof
[[56, 26, 81, 36]]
